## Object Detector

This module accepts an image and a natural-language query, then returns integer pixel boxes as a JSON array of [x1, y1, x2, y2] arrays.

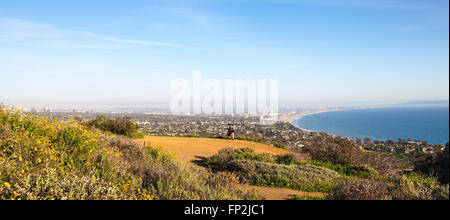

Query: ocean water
[[294, 106, 449, 145]]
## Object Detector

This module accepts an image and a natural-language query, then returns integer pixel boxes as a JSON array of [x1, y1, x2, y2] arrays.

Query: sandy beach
[[278, 109, 336, 131]]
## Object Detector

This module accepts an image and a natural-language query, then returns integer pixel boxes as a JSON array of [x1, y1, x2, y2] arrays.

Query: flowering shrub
[[86, 115, 140, 138], [0, 105, 153, 200], [1, 105, 257, 200]]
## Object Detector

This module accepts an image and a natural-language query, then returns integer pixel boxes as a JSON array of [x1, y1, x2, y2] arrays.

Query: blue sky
[[0, 0, 449, 108]]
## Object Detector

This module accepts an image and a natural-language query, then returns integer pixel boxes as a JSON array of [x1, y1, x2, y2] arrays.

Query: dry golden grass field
[[134, 136, 290, 162]]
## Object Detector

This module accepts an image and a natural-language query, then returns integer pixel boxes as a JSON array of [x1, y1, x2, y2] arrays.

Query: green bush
[[272, 143, 286, 149], [355, 150, 413, 177], [391, 172, 449, 200], [327, 179, 393, 200], [199, 147, 379, 180], [303, 137, 361, 165], [302, 161, 381, 179], [196, 148, 277, 170], [87, 115, 140, 138], [197, 147, 310, 168], [328, 173, 450, 200], [414, 143, 449, 184], [290, 195, 324, 200], [228, 160, 341, 192]]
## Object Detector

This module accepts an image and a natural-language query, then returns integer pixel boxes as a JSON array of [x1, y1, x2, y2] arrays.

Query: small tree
[[87, 115, 140, 138], [303, 137, 361, 165]]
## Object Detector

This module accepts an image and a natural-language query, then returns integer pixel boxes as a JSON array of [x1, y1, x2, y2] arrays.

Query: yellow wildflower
[[4, 182, 11, 188]]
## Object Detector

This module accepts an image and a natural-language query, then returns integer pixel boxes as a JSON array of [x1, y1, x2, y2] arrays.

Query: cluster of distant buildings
[[27, 107, 53, 113], [361, 139, 445, 154], [25, 107, 98, 114]]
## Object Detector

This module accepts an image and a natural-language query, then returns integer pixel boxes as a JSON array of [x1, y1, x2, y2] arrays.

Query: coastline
[[281, 105, 449, 145], [278, 109, 336, 132], [280, 105, 394, 133]]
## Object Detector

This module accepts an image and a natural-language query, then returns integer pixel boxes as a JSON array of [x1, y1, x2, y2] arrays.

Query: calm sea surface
[[294, 106, 449, 145]]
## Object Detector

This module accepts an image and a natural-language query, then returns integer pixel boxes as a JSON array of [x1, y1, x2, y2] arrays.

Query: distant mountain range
[[397, 100, 449, 106]]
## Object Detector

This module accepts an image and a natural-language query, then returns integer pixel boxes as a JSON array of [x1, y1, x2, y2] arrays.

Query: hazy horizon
[[2, 99, 449, 112], [1, 0, 449, 107]]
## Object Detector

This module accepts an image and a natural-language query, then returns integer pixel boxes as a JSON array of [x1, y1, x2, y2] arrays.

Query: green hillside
[[0, 105, 259, 200]]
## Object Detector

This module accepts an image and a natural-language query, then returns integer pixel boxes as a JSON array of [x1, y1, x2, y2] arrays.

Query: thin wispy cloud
[[0, 18, 190, 49], [169, 7, 209, 26], [268, 0, 447, 11]]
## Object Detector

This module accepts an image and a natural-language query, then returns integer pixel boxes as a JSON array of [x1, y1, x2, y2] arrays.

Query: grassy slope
[[197, 147, 449, 200], [197, 148, 378, 192]]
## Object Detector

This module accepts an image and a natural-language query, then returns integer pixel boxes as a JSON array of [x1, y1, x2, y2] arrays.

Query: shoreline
[[280, 106, 449, 145], [279, 105, 393, 133], [278, 109, 336, 132]]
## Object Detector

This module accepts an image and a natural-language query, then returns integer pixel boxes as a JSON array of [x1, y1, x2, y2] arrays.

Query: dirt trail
[[134, 136, 325, 200]]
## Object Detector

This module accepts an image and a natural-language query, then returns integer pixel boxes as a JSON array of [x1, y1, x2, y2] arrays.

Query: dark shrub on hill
[[329, 173, 449, 200], [196, 147, 309, 170], [228, 160, 340, 192], [87, 115, 140, 138], [356, 151, 413, 177], [303, 137, 360, 165], [391, 173, 449, 200], [414, 143, 449, 184], [327, 179, 392, 200]]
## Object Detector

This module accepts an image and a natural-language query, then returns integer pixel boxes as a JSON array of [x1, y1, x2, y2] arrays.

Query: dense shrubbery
[[0, 105, 260, 200], [197, 147, 312, 169], [272, 143, 286, 149], [327, 178, 393, 200], [355, 151, 413, 177], [86, 115, 142, 138], [304, 136, 413, 177], [0, 106, 148, 200], [219, 136, 286, 149], [390, 173, 449, 200], [328, 173, 449, 200], [302, 160, 381, 179], [197, 148, 278, 170], [199, 147, 379, 179], [302, 135, 448, 200], [289, 195, 324, 200], [414, 143, 449, 184], [198, 145, 448, 200], [198, 148, 340, 192], [302, 137, 360, 165], [229, 160, 340, 192]]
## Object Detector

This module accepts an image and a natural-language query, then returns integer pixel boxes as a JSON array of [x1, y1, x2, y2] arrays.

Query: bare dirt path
[[134, 136, 325, 200]]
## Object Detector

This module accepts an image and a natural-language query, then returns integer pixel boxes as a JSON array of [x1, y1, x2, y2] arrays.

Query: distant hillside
[[397, 100, 449, 106]]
